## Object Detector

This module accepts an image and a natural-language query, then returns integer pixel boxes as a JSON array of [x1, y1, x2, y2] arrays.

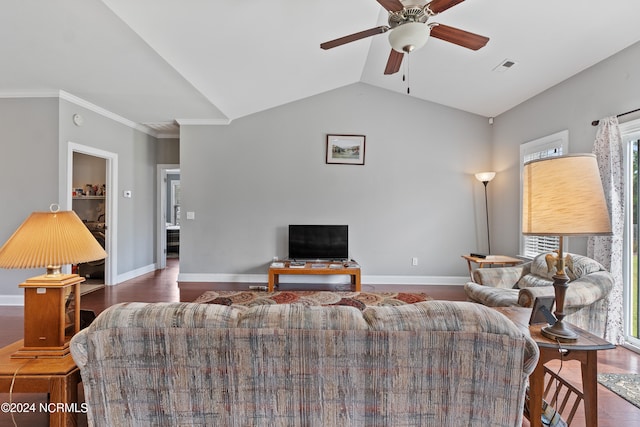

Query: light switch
[[186, 211, 195, 220]]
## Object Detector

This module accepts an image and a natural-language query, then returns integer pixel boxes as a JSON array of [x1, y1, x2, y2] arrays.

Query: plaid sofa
[[464, 252, 614, 337], [70, 300, 538, 427]]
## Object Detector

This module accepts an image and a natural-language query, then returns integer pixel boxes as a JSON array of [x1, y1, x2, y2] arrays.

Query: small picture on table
[[529, 296, 556, 325]]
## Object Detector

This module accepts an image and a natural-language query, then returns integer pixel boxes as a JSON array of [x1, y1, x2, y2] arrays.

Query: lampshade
[[522, 154, 612, 236], [475, 171, 496, 183], [389, 22, 430, 53], [0, 206, 106, 272]]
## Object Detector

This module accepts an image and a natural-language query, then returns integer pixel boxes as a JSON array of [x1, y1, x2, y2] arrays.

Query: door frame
[[157, 164, 180, 269], [65, 142, 118, 285]]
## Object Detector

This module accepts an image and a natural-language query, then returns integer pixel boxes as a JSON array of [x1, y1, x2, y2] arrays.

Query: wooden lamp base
[[12, 273, 84, 359]]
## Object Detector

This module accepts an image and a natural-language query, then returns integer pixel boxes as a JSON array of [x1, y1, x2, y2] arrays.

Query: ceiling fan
[[320, 0, 489, 75]]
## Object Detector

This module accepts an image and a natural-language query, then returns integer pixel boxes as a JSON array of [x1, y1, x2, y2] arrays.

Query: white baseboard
[[178, 273, 263, 283], [0, 294, 24, 306], [0, 264, 158, 306], [1, 271, 467, 305], [115, 263, 157, 284], [178, 273, 467, 286]]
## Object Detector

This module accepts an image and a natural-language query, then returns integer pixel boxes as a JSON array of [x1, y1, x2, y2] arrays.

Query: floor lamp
[[475, 172, 496, 254], [0, 205, 106, 358], [522, 154, 611, 342]]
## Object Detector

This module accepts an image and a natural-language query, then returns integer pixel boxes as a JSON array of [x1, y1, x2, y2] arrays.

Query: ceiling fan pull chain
[[406, 54, 411, 94]]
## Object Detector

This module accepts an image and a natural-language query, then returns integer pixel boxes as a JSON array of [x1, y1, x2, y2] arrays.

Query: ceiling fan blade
[[384, 49, 404, 75], [376, 0, 405, 12], [320, 26, 389, 50], [430, 24, 489, 50], [427, 0, 466, 14]]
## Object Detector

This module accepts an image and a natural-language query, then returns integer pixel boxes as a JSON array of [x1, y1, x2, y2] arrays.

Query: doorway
[[157, 164, 180, 269], [66, 143, 118, 285], [72, 152, 107, 283]]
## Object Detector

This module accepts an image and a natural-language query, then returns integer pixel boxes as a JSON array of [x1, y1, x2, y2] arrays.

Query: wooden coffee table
[[0, 340, 81, 427], [496, 306, 615, 427], [268, 261, 361, 292]]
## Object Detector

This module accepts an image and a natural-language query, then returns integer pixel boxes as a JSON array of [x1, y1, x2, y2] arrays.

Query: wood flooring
[[1, 258, 639, 426]]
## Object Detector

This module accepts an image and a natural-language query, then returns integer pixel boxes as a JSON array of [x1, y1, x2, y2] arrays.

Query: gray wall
[[58, 99, 159, 275], [179, 83, 492, 279], [0, 98, 59, 299], [0, 97, 164, 301], [491, 40, 640, 257]]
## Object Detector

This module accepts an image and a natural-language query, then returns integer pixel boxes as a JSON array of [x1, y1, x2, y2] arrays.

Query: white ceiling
[[2, 0, 640, 134]]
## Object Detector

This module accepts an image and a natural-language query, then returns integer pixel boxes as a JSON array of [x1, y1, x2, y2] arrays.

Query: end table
[[496, 306, 615, 427], [462, 254, 522, 280]]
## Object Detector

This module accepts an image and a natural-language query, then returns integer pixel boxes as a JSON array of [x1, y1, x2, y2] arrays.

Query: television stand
[[268, 261, 361, 292]]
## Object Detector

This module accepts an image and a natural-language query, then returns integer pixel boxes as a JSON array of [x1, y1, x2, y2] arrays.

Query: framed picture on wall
[[326, 134, 366, 165]]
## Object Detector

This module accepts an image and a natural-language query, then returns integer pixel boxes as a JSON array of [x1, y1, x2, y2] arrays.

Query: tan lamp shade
[[522, 154, 612, 236], [0, 208, 106, 271]]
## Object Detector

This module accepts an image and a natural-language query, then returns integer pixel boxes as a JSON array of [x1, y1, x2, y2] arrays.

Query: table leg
[[466, 260, 473, 280], [528, 357, 545, 427], [581, 350, 599, 427], [353, 271, 361, 292], [268, 272, 277, 292], [49, 369, 80, 427]]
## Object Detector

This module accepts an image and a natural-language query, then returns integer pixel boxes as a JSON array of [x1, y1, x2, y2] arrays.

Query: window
[[519, 130, 568, 258]]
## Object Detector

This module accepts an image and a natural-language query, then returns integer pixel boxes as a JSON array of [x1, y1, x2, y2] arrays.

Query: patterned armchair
[[464, 252, 613, 338]]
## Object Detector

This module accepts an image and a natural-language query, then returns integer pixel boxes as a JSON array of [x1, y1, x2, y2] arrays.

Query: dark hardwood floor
[[1, 258, 639, 426]]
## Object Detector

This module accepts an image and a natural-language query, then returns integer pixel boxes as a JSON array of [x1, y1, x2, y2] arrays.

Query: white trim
[[621, 118, 640, 348], [0, 90, 161, 137], [0, 295, 24, 306], [155, 132, 180, 139], [59, 91, 158, 136], [619, 119, 640, 134], [2, 264, 159, 305], [177, 273, 468, 286], [157, 164, 180, 269], [116, 263, 157, 284], [0, 91, 230, 135], [622, 342, 640, 355], [0, 91, 60, 98], [66, 143, 118, 286], [176, 118, 231, 126]]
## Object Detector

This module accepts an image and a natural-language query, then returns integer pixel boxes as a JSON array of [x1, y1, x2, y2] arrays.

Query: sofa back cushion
[[238, 304, 369, 330], [87, 301, 240, 329], [363, 300, 524, 338]]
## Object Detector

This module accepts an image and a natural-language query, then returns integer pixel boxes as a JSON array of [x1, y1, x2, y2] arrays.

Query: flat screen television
[[288, 225, 348, 260]]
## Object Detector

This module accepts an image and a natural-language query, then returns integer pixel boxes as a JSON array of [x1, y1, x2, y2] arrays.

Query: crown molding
[[0, 91, 231, 136], [58, 90, 158, 137], [0, 90, 159, 137], [176, 118, 231, 126], [0, 91, 60, 99]]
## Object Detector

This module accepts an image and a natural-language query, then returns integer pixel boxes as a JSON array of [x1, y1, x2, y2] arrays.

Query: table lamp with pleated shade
[[522, 154, 611, 341], [0, 205, 106, 358]]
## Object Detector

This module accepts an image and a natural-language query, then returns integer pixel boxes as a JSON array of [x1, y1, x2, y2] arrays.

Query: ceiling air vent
[[493, 59, 517, 73]]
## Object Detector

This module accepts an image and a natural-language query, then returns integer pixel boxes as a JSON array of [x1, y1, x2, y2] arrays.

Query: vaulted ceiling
[[2, 0, 640, 136]]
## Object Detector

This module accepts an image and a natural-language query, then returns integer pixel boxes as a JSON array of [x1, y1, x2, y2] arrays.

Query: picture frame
[[529, 296, 556, 325], [326, 134, 366, 165]]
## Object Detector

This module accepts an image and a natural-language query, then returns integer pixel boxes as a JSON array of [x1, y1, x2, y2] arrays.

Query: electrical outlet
[[412, 257, 418, 266]]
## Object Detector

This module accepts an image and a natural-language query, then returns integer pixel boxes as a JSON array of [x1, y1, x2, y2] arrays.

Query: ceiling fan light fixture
[[389, 22, 430, 53]]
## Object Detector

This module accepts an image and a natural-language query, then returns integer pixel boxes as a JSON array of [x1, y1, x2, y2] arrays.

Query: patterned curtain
[[587, 116, 624, 344]]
